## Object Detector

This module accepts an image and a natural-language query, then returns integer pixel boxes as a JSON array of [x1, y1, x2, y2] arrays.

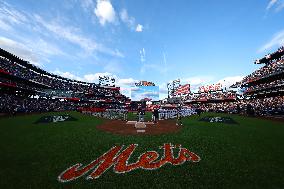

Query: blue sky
[[0, 0, 284, 99]]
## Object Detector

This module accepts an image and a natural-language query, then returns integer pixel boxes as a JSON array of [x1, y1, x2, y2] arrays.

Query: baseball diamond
[[1, 1, 284, 189]]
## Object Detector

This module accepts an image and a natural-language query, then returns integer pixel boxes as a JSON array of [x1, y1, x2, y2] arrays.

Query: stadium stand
[[187, 46, 284, 116], [185, 91, 237, 103], [0, 48, 130, 115], [238, 46, 284, 116], [160, 46, 282, 117], [1, 46, 284, 118]]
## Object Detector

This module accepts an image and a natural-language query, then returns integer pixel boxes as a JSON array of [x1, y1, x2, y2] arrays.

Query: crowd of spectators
[[0, 56, 129, 106], [0, 77, 16, 87], [0, 93, 77, 114], [0, 92, 128, 115], [0, 77, 42, 92], [0, 53, 128, 115], [185, 91, 236, 101], [242, 58, 284, 84], [192, 96, 284, 116], [1, 47, 284, 117], [246, 96, 284, 116], [244, 79, 284, 93], [0, 91, 131, 113], [0, 57, 96, 92], [255, 46, 284, 64], [41, 87, 125, 102]]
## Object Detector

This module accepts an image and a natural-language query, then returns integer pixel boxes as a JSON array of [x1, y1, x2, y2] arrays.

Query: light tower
[[167, 79, 181, 98]]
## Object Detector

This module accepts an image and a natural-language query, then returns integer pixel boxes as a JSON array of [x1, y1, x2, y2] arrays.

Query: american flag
[[174, 84, 190, 96]]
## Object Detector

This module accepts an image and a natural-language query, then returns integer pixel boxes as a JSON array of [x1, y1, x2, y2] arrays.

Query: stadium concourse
[[0, 47, 284, 121]]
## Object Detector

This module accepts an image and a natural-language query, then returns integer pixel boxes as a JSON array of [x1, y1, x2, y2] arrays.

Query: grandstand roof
[[255, 46, 284, 64], [0, 48, 96, 86]]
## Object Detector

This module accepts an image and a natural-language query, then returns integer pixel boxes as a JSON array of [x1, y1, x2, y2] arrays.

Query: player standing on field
[[176, 106, 183, 126]]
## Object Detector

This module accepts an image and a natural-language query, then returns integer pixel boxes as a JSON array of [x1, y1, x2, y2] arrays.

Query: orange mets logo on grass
[[58, 143, 201, 182]]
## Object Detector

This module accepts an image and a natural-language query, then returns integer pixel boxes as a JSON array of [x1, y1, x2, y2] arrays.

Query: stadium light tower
[[99, 76, 115, 87], [167, 79, 181, 98], [167, 83, 172, 98]]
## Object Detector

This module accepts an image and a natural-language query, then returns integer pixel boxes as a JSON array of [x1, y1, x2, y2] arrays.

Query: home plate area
[[96, 119, 180, 135]]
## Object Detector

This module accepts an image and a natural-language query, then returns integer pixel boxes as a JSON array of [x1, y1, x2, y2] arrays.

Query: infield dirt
[[96, 119, 181, 135]]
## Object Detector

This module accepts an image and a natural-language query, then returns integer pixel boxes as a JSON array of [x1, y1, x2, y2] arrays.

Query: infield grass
[[0, 112, 283, 189]]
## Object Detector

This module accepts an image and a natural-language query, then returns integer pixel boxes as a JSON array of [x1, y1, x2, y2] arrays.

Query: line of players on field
[[85, 108, 197, 126]]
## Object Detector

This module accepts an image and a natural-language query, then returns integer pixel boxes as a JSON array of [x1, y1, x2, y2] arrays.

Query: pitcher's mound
[[96, 119, 181, 135]]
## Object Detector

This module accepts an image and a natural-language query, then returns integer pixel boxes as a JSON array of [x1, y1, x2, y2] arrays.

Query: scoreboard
[[135, 81, 155, 86]]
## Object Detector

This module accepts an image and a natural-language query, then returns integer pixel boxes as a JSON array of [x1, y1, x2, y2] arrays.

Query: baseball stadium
[[0, 0, 284, 189]]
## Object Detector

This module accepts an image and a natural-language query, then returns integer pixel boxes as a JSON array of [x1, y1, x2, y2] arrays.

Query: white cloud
[[94, 0, 116, 25], [102, 60, 124, 74], [0, 19, 13, 31], [49, 69, 140, 98], [34, 14, 123, 57], [34, 39, 65, 56], [131, 86, 140, 91], [179, 76, 215, 92], [0, 1, 28, 26], [182, 77, 209, 85], [52, 70, 130, 86], [155, 82, 170, 100], [83, 74, 142, 99], [0, 37, 41, 66], [140, 48, 146, 62], [163, 52, 167, 65], [136, 24, 143, 32], [275, 2, 284, 11], [83, 72, 115, 83], [0, 1, 123, 59], [119, 8, 143, 32], [0, 1, 123, 66], [117, 78, 138, 86], [0, 2, 68, 65], [162, 52, 169, 74], [259, 29, 284, 52], [0, 34, 67, 66], [81, 0, 95, 12], [53, 69, 84, 81], [267, 0, 278, 10], [35, 15, 94, 51], [142, 91, 159, 96], [0, 1, 33, 32], [140, 51, 169, 75], [51, 69, 137, 88], [158, 83, 168, 94], [120, 9, 135, 28], [266, 0, 284, 12], [179, 75, 243, 92], [216, 76, 243, 89], [119, 87, 131, 97], [116, 78, 139, 97]]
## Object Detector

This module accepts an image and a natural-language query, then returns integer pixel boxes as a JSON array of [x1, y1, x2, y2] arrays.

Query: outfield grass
[[0, 112, 283, 189]]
